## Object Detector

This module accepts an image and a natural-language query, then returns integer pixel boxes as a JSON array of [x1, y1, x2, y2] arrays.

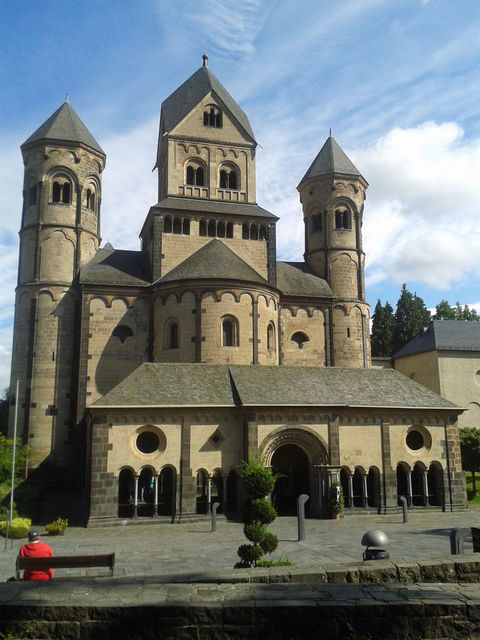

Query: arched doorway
[[271, 444, 310, 515], [428, 462, 444, 507], [367, 467, 381, 509], [118, 468, 135, 518], [196, 470, 208, 514], [226, 470, 238, 517], [411, 463, 425, 506], [396, 463, 409, 506], [212, 470, 224, 514], [158, 467, 175, 516], [138, 467, 154, 516]]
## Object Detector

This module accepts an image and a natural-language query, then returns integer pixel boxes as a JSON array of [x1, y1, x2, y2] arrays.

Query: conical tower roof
[[160, 63, 256, 143], [22, 101, 104, 155], [298, 135, 365, 186]]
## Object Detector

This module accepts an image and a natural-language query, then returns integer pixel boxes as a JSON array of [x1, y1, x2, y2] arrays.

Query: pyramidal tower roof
[[298, 135, 365, 186], [160, 59, 256, 143], [22, 101, 104, 155]]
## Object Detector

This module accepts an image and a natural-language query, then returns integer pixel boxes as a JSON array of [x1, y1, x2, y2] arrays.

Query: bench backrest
[[16, 553, 115, 579]]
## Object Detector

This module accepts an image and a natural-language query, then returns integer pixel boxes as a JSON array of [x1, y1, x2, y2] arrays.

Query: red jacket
[[19, 540, 54, 580]]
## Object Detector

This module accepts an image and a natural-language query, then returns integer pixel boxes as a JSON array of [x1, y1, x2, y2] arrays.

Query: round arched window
[[475, 370, 480, 387], [406, 430, 424, 451], [136, 431, 160, 454]]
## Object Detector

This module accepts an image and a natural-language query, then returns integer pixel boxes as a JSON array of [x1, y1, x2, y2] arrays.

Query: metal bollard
[[211, 501, 220, 532], [297, 494, 310, 541], [450, 526, 469, 555], [398, 495, 408, 523]]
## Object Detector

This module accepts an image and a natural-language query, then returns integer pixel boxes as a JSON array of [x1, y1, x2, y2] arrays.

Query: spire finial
[[202, 51, 208, 67], [329, 127, 332, 137], [65, 92, 69, 103]]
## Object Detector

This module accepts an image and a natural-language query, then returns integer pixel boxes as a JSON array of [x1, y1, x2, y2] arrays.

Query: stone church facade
[[10, 58, 467, 525]]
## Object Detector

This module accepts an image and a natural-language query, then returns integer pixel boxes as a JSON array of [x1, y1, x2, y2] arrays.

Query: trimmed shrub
[[0, 517, 31, 539], [236, 459, 279, 568], [246, 498, 277, 524]]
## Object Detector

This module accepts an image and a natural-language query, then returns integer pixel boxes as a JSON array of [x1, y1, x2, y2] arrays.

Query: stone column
[[362, 475, 368, 507], [134, 476, 139, 518], [423, 471, 429, 507], [328, 415, 340, 466], [347, 474, 354, 508], [407, 471, 413, 506], [153, 475, 159, 517]]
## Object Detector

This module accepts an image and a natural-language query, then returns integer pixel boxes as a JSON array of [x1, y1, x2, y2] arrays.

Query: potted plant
[[45, 517, 68, 535], [328, 482, 344, 519]]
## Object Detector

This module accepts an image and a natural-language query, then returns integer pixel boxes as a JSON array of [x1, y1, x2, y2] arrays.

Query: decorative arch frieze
[[260, 427, 328, 467]]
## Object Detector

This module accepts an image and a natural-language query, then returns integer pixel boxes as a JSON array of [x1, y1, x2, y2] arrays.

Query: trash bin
[[471, 527, 480, 552]]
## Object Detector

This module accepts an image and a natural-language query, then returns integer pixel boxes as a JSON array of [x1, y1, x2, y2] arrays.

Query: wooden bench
[[16, 553, 115, 579]]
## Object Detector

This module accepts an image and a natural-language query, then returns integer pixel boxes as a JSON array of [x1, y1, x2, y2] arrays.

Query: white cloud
[[353, 122, 480, 289]]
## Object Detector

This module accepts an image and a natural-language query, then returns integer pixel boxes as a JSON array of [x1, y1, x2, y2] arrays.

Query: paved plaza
[[1, 506, 479, 582]]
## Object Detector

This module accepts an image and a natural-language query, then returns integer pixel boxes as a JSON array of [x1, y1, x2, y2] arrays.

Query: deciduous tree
[[460, 428, 480, 494]]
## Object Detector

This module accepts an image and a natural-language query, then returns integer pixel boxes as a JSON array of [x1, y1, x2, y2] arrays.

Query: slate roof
[[299, 135, 364, 185], [94, 363, 236, 407], [160, 65, 256, 143], [79, 243, 150, 286], [277, 262, 333, 298], [157, 239, 269, 285], [394, 320, 480, 359], [22, 102, 104, 155], [93, 364, 457, 410], [152, 197, 277, 220]]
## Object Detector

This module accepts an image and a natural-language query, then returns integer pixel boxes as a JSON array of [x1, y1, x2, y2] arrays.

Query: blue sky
[[1, 0, 480, 390]]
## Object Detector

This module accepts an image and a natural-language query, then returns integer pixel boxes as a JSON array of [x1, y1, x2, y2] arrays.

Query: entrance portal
[[271, 444, 310, 516]]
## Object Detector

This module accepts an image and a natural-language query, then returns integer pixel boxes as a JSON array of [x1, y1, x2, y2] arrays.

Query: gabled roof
[[92, 364, 458, 410], [79, 243, 150, 286], [22, 102, 104, 155], [277, 262, 333, 298], [394, 320, 480, 359], [298, 135, 364, 186], [157, 238, 268, 285], [160, 65, 256, 143]]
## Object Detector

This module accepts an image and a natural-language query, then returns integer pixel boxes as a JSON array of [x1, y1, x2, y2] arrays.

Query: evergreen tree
[[392, 284, 431, 354], [433, 299, 455, 320], [433, 300, 479, 321], [371, 299, 394, 357]]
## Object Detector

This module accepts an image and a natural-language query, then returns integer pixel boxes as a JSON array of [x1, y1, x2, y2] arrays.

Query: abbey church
[[9, 58, 467, 525]]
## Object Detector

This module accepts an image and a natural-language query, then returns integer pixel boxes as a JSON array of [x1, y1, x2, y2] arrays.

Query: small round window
[[136, 431, 160, 454], [406, 429, 424, 451]]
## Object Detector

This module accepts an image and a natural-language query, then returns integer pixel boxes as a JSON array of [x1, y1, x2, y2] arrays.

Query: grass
[[465, 473, 480, 504], [256, 553, 293, 568]]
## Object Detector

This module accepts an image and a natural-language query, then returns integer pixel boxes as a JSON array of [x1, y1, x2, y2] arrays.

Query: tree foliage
[[392, 284, 431, 354], [434, 300, 479, 321], [460, 428, 480, 493], [0, 388, 9, 437], [371, 300, 394, 357]]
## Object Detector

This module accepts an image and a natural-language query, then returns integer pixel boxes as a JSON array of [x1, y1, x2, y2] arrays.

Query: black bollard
[[450, 526, 469, 555], [398, 495, 408, 523], [297, 494, 310, 541], [211, 501, 220, 532]]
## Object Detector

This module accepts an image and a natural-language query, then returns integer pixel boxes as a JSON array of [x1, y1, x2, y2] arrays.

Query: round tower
[[297, 135, 370, 367], [9, 101, 105, 475]]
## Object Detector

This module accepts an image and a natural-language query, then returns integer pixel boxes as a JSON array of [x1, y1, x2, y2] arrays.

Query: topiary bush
[[236, 459, 280, 568]]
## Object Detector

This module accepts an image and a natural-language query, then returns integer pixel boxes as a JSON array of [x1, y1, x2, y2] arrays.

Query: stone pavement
[[2, 508, 480, 638], [1, 506, 480, 581]]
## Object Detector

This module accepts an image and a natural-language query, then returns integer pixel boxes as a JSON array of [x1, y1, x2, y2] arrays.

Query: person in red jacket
[[19, 530, 54, 580]]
